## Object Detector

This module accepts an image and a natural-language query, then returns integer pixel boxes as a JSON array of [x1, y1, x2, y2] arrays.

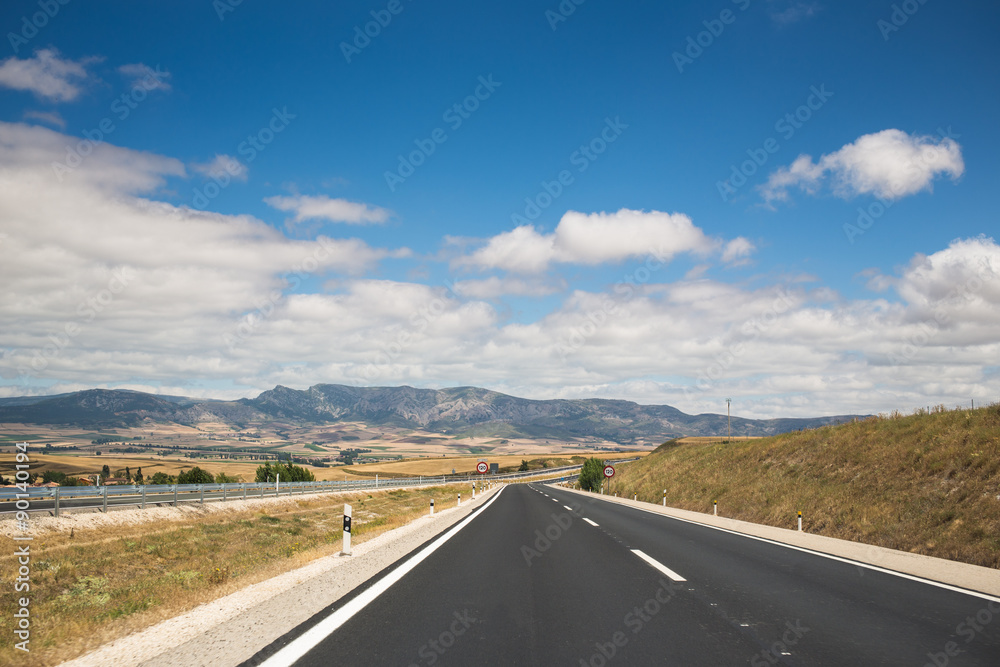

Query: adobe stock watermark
[[878, 0, 933, 41], [16, 267, 135, 384], [578, 578, 684, 666], [384, 75, 501, 192], [521, 500, 584, 566], [12, 441, 33, 653], [545, 0, 588, 31], [510, 116, 627, 226], [50, 65, 170, 182], [682, 288, 796, 400], [359, 279, 463, 382], [222, 237, 343, 352], [717, 85, 833, 202], [7, 0, 72, 54], [923, 600, 1000, 667], [406, 609, 477, 666], [340, 0, 415, 62], [888, 258, 995, 367], [673, 0, 752, 74], [843, 126, 958, 244], [191, 107, 295, 209], [749, 619, 809, 666]]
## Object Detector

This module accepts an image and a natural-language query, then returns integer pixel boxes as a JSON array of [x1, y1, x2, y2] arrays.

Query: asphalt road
[[245, 483, 1000, 666]]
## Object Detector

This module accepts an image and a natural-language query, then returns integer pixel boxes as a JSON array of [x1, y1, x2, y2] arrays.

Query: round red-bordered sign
[[476, 461, 489, 474], [603, 465, 615, 478]]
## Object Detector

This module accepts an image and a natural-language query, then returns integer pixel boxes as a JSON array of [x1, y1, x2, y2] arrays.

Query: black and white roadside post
[[714, 500, 718, 516], [276, 473, 280, 497], [662, 489, 666, 507], [798, 510, 803, 532], [430, 498, 435, 516], [458, 493, 461, 507], [341, 504, 352, 556]]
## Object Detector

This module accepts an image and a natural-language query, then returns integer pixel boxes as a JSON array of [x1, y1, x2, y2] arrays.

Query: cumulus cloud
[[192, 154, 248, 182], [760, 129, 964, 205], [721, 237, 756, 264], [265, 194, 393, 225], [0, 49, 99, 102], [458, 209, 723, 274]]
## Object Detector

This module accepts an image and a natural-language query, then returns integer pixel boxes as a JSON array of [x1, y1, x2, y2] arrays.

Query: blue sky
[[0, 0, 998, 418]]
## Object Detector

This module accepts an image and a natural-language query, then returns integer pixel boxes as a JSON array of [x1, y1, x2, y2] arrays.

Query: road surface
[[243, 482, 1000, 666]]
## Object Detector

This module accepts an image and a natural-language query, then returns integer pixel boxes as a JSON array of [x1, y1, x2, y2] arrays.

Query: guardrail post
[[260, 483, 264, 499], [200, 485, 204, 504], [102, 485, 108, 513], [54, 486, 60, 517], [242, 483, 246, 501], [223, 484, 227, 502], [375, 474, 378, 489], [173, 485, 178, 507], [142, 485, 146, 510]]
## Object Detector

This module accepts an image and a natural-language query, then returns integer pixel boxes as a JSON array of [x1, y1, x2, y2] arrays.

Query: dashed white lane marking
[[563, 505, 574, 511], [583, 518, 599, 527], [632, 549, 687, 582]]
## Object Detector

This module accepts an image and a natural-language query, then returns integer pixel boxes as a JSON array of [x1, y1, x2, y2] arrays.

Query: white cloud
[[458, 209, 723, 274], [265, 195, 392, 225], [0, 49, 99, 102], [23, 110, 65, 128], [118, 63, 172, 91], [768, 1, 821, 24], [450, 276, 565, 299], [760, 129, 964, 204], [192, 154, 248, 182], [721, 237, 756, 263]]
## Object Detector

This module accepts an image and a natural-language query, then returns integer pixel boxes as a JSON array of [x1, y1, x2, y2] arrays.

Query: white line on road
[[624, 504, 1000, 604], [583, 518, 599, 527], [632, 549, 687, 582], [258, 487, 507, 667], [563, 505, 574, 511]]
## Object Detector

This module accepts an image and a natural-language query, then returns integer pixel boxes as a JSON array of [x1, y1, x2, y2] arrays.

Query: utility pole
[[726, 398, 731, 442]]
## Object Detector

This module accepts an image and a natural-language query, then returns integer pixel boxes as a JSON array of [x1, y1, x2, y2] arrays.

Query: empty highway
[[243, 483, 1000, 666]]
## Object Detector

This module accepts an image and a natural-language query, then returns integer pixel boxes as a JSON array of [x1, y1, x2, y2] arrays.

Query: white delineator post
[[276, 473, 280, 497], [430, 499, 434, 516], [714, 500, 718, 516], [457, 493, 461, 507], [341, 504, 352, 556], [798, 511, 803, 532], [663, 489, 666, 507]]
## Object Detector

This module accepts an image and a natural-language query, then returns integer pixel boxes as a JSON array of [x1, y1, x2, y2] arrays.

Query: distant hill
[[0, 384, 861, 442]]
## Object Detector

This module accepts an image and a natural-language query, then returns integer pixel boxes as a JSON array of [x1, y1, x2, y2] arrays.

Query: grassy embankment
[[604, 404, 1000, 569], [0, 485, 467, 667]]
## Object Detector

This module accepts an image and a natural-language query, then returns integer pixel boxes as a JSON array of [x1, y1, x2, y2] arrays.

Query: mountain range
[[0, 384, 862, 443]]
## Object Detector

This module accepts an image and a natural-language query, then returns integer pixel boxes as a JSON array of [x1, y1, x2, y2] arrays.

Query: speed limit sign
[[603, 465, 615, 478], [476, 461, 489, 474]]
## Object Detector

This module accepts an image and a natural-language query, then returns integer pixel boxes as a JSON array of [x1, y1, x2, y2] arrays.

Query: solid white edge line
[[632, 549, 686, 582], [583, 518, 599, 527], [259, 486, 507, 667], [623, 503, 1000, 604]]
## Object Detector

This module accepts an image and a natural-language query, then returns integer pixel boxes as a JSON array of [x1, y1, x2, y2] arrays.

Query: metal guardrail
[[0, 461, 632, 512]]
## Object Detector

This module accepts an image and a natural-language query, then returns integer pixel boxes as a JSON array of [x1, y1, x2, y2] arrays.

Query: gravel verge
[[56, 487, 500, 667]]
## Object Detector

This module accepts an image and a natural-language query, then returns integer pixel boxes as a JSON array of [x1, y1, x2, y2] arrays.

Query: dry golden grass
[[0, 485, 461, 666], [607, 405, 1000, 569]]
